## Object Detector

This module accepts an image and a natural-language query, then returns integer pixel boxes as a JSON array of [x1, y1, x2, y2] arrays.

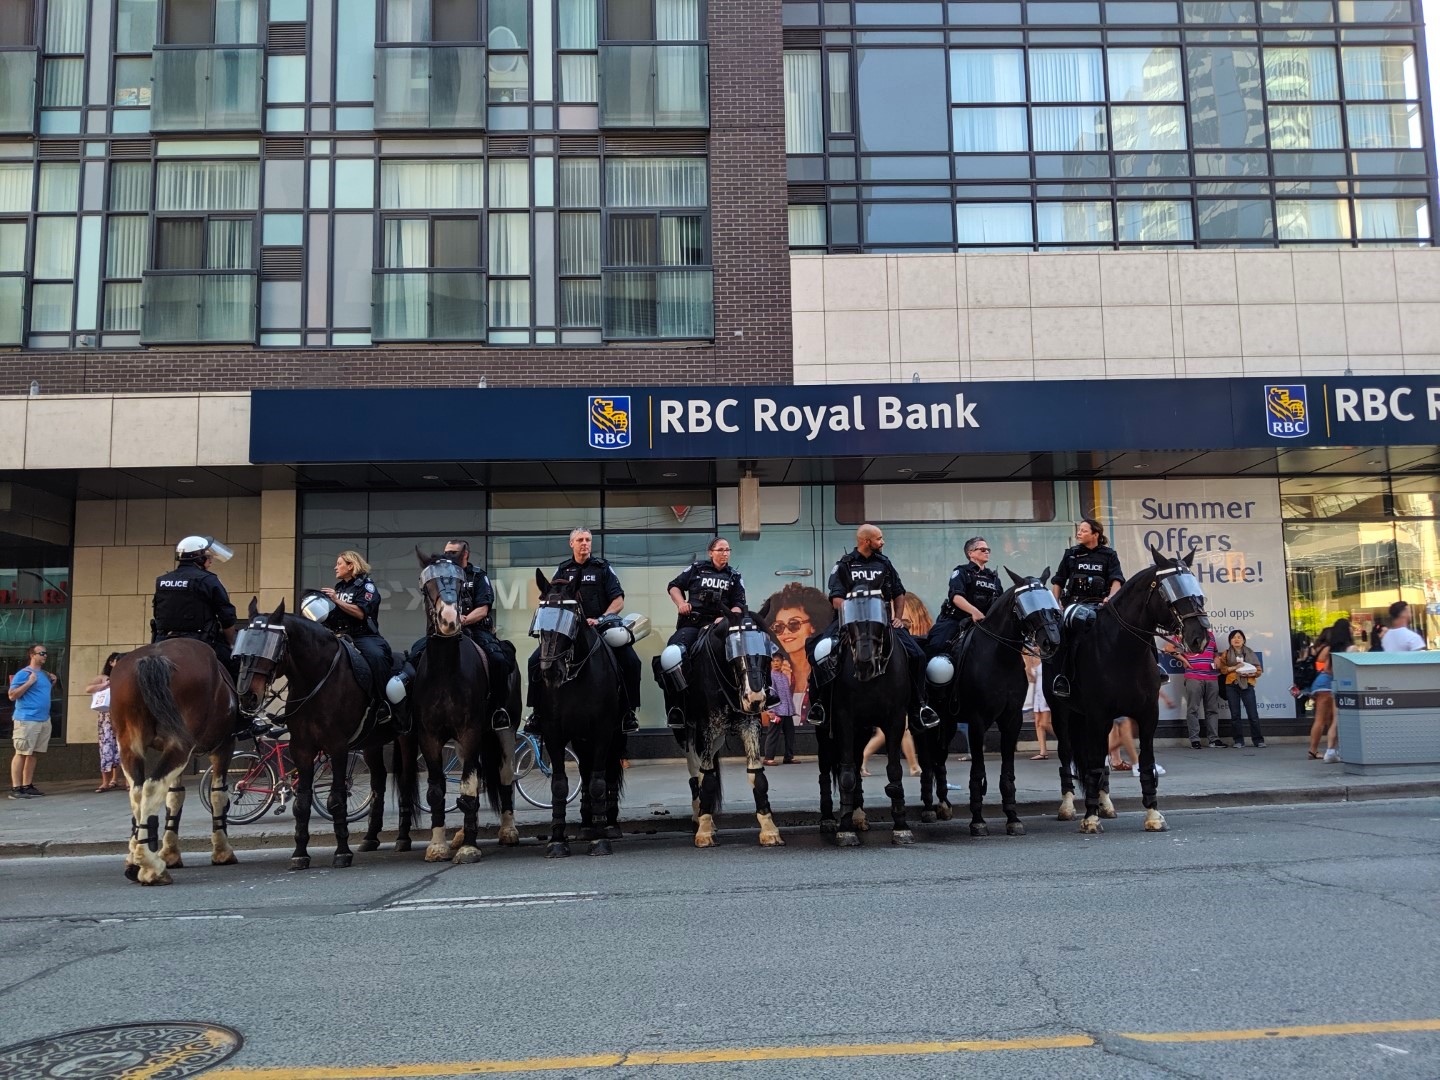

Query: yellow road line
[[206, 1035, 1092, 1079], [204, 1020, 1440, 1079], [1123, 1018, 1440, 1044]]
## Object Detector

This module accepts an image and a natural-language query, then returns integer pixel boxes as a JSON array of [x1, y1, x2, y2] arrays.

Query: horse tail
[[135, 655, 190, 751]]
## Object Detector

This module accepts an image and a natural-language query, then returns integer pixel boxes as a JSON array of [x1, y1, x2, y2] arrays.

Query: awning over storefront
[[252, 376, 1440, 465]]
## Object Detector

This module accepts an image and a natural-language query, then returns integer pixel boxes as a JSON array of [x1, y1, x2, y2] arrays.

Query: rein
[[1097, 575, 1187, 648], [276, 637, 347, 720], [698, 624, 745, 714]]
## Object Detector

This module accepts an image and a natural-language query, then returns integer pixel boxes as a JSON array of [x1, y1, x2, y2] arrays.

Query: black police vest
[[558, 559, 614, 620], [840, 553, 899, 598], [941, 564, 1001, 621], [153, 565, 221, 635], [328, 577, 377, 636], [684, 564, 740, 621], [1062, 546, 1115, 602]]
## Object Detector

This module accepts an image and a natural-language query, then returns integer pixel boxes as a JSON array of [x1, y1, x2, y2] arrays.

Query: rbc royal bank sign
[[252, 377, 1440, 463]]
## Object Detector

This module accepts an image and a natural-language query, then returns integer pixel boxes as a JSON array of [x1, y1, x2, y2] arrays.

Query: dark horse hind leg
[[967, 724, 991, 837], [694, 762, 721, 847], [741, 722, 783, 846], [817, 731, 838, 836], [1135, 708, 1168, 832], [545, 735, 571, 858], [997, 710, 1025, 836], [587, 751, 613, 856], [1052, 709, 1078, 821], [357, 743, 389, 852]]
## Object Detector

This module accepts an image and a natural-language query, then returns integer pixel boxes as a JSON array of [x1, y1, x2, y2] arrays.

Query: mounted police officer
[[526, 528, 642, 733], [809, 524, 938, 729], [311, 549, 394, 707], [1049, 517, 1125, 697], [152, 535, 265, 737], [387, 539, 515, 730], [655, 537, 746, 729], [926, 536, 1003, 655]]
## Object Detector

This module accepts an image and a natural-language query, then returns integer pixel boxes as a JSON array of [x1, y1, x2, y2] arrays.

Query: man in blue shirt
[[9, 644, 56, 799]]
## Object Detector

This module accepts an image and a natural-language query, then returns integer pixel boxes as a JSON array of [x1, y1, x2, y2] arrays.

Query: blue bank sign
[[250, 376, 1440, 463]]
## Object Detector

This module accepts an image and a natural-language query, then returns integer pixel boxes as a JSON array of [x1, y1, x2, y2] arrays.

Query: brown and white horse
[[109, 638, 239, 885]]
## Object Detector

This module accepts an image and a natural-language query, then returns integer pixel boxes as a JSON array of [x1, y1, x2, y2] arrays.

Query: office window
[[857, 48, 950, 151], [1347, 103, 1422, 147], [1187, 46, 1265, 147], [950, 49, 1025, 102], [1037, 200, 1113, 242], [1341, 45, 1417, 100], [1032, 105, 1107, 150], [1107, 48, 1182, 101], [1353, 197, 1428, 239], [1275, 198, 1349, 238], [952, 106, 1028, 151], [1029, 48, 1105, 101], [1268, 103, 1342, 147], [788, 204, 826, 247], [785, 51, 822, 153], [163, 0, 262, 44], [1263, 47, 1338, 99], [1117, 199, 1194, 241], [956, 202, 1032, 243]]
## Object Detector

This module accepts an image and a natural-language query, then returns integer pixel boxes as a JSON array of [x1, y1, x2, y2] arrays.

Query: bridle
[[838, 588, 893, 680], [1103, 562, 1211, 646], [698, 616, 773, 714], [420, 558, 466, 639], [531, 590, 604, 685], [232, 615, 345, 720]]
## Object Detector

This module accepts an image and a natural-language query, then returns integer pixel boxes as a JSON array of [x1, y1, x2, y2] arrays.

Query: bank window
[[604, 489, 716, 530], [489, 490, 601, 532], [835, 482, 1053, 523]]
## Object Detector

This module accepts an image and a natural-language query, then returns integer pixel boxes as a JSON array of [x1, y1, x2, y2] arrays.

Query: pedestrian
[[1380, 600, 1426, 652], [1216, 630, 1265, 748], [1164, 627, 1227, 748], [1024, 649, 1052, 760], [762, 655, 797, 765], [1307, 619, 1353, 762], [860, 724, 922, 777], [84, 652, 127, 792], [8, 644, 56, 799]]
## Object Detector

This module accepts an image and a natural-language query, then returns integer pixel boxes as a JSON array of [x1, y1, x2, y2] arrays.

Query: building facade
[[0, 0, 1437, 754]]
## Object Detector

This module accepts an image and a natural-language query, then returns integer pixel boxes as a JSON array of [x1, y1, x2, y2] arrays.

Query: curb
[[5, 781, 1438, 859]]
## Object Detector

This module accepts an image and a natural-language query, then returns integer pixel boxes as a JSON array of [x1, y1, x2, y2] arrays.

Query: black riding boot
[[909, 656, 940, 729], [487, 675, 512, 730]]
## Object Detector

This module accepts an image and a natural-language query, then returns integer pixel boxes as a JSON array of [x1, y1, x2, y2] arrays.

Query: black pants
[[667, 622, 708, 650], [764, 715, 796, 760], [926, 616, 976, 657], [1226, 682, 1263, 744], [528, 642, 642, 712], [347, 632, 393, 695]]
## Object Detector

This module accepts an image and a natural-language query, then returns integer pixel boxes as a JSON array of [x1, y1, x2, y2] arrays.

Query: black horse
[[409, 552, 519, 864], [816, 588, 916, 847], [1044, 547, 1211, 834], [668, 610, 782, 848], [233, 598, 415, 869], [530, 569, 626, 857], [917, 569, 1063, 836]]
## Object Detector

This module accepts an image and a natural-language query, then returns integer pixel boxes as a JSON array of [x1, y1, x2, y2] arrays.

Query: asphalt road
[[2, 799, 1439, 1079]]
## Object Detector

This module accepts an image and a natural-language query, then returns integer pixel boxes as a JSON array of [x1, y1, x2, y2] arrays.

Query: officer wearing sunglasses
[[926, 536, 1002, 654]]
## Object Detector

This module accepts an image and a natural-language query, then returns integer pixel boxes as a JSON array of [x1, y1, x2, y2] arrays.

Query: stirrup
[[666, 706, 687, 731], [622, 710, 640, 733], [1051, 675, 1071, 698], [491, 707, 511, 731], [917, 705, 940, 730], [808, 702, 826, 726]]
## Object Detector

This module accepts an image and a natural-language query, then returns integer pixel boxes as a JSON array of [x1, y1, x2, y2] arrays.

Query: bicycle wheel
[[199, 751, 279, 826], [313, 752, 376, 824], [513, 740, 581, 809]]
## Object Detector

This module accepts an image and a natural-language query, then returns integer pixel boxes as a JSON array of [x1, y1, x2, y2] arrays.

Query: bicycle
[[198, 735, 374, 826]]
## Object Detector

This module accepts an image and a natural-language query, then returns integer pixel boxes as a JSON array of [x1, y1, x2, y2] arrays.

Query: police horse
[[814, 588, 918, 846], [1044, 547, 1211, 833], [529, 569, 638, 857], [109, 639, 239, 885], [659, 611, 782, 848], [408, 552, 520, 863], [231, 597, 415, 869], [918, 570, 1063, 836]]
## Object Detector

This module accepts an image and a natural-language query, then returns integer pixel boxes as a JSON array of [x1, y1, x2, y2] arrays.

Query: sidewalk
[[3, 738, 1437, 858]]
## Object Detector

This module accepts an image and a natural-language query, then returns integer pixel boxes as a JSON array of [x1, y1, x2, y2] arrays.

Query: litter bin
[[1332, 652, 1440, 772]]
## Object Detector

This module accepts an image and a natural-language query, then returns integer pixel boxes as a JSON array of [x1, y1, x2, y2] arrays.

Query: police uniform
[[926, 560, 1003, 654], [666, 559, 747, 650], [152, 561, 238, 674], [820, 549, 934, 721], [324, 573, 393, 693], [527, 556, 642, 718], [1049, 541, 1126, 697], [1053, 543, 1125, 604]]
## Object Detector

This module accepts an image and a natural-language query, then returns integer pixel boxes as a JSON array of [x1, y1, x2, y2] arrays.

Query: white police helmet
[[926, 655, 955, 686], [175, 535, 234, 563]]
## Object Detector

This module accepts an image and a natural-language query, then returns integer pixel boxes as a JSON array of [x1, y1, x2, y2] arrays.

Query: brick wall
[[1, 0, 792, 397]]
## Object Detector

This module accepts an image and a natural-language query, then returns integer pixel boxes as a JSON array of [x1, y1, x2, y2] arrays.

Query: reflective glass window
[[1197, 197, 1274, 237], [856, 48, 951, 151], [1116, 198, 1194, 239], [1107, 47, 1182, 100], [1275, 197, 1350, 237], [1186, 46, 1265, 147], [1347, 103, 1422, 147], [1263, 46, 1339, 98], [1268, 103, 1343, 147], [949, 48, 1025, 101], [864, 201, 955, 243], [1028, 48, 1104, 100], [1036, 200, 1113, 241], [1032, 105, 1107, 150], [952, 106, 1028, 150], [1341, 45, 1418, 98], [956, 201, 1032, 242]]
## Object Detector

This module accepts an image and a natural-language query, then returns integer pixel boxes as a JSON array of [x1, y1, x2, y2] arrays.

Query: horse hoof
[[1144, 811, 1168, 832], [919, 810, 938, 824], [604, 825, 623, 840], [424, 844, 450, 862], [892, 829, 915, 846], [357, 837, 379, 852], [140, 870, 174, 886], [1057, 806, 1077, 822], [759, 833, 785, 847], [290, 856, 311, 870], [163, 855, 184, 869], [545, 842, 571, 859], [394, 837, 412, 853], [589, 839, 613, 856], [1079, 817, 1103, 835], [694, 833, 717, 849], [123, 863, 140, 881], [1099, 795, 1118, 819], [452, 845, 481, 864], [836, 831, 861, 848], [333, 853, 353, 869], [211, 852, 239, 866], [1006, 821, 1026, 837], [970, 822, 989, 837], [937, 803, 954, 821], [818, 818, 838, 835], [852, 812, 869, 832]]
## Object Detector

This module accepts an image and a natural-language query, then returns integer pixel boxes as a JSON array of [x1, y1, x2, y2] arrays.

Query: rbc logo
[[1264, 384, 1309, 439], [588, 396, 631, 450]]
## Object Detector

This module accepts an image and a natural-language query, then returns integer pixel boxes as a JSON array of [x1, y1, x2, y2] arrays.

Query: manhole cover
[[0, 1022, 242, 1079]]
